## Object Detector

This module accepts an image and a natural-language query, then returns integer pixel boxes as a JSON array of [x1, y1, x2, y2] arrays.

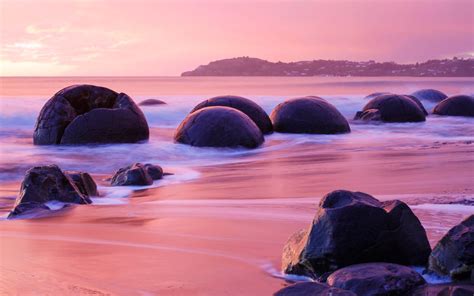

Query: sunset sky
[[0, 0, 473, 76]]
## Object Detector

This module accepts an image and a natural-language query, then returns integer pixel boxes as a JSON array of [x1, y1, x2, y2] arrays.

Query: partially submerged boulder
[[411, 284, 474, 296], [139, 99, 167, 106], [8, 165, 93, 218], [111, 163, 164, 186], [174, 106, 264, 148], [270, 97, 350, 134], [34, 84, 149, 145], [355, 94, 426, 122], [191, 95, 273, 134], [327, 263, 426, 296], [433, 95, 474, 117], [411, 89, 448, 103], [274, 282, 356, 296], [429, 215, 474, 281], [282, 190, 431, 278]]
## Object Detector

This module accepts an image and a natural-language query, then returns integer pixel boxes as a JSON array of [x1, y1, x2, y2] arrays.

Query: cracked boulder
[[111, 163, 164, 186], [33, 84, 149, 145], [174, 106, 264, 148]]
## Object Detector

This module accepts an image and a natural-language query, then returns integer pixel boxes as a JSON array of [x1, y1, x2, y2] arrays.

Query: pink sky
[[0, 0, 473, 76]]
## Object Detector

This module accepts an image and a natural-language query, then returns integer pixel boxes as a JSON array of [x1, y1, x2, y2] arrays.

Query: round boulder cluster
[[270, 96, 350, 134], [433, 95, 474, 117], [411, 89, 448, 103], [33, 84, 149, 145], [175, 106, 264, 148], [355, 94, 426, 122], [191, 95, 273, 134]]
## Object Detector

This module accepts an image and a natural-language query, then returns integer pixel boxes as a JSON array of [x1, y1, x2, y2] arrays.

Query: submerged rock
[[274, 282, 356, 296], [34, 84, 149, 145], [66, 171, 98, 197], [111, 163, 163, 186], [327, 263, 426, 296], [174, 106, 264, 148], [8, 165, 92, 218], [139, 99, 167, 106], [433, 95, 474, 117], [191, 95, 273, 134], [411, 89, 448, 103], [411, 284, 474, 296], [281, 190, 431, 278], [270, 97, 350, 134], [355, 94, 426, 122], [429, 215, 474, 281]]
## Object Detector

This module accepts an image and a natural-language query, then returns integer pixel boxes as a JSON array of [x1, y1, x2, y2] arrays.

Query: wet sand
[[1, 140, 473, 295]]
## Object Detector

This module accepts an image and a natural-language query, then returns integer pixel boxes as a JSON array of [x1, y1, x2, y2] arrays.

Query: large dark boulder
[[274, 282, 356, 296], [433, 95, 474, 117], [66, 171, 98, 197], [411, 89, 448, 103], [34, 84, 149, 145], [327, 263, 426, 296], [282, 190, 431, 278], [406, 95, 429, 115], [355, 94, 426, 122], [111, 163, 163, 186], [412, 284, 474, 296], [191, 95, 273, 134], [8, 165, 92, 218], [270, 97, 350, 134], [429, 215, 474, 281], [139, 98, 167, 106], [174, 106, 264, 148]]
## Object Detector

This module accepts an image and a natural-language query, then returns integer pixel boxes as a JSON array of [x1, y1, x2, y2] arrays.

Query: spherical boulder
[[191, 95, 273, 134], [8, 165, 93, 218], [355, 94, 426, 122], [429, 215, 474, 280], [139, 99, 167, 106], [433, 95, 474, 117], [327, 263, 426, 296], [270, 97, 350, 134], [281, 190, 431, 278], [274, 282, 356, 296], [174, 106, 264, 148], [411, 89, 448, 103], [111, 163, 163, 186], [33, 84, 149, 145]]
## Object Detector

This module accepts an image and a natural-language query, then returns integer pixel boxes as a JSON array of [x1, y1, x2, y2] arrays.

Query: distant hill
[[181, 57, 474, 77]]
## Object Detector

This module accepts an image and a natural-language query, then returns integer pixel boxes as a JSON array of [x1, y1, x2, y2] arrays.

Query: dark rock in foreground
[[411, 89, 448, 103], [139, 99, 167, 106], [433, 95, 474, 117], [282, 190, 431, 278], [274, 282, 356, 296], [355, 94, 426, 122], [66, 171, 98, 197], [8, 165, 93, 218], [270, 97, 350, 134], [327, 263, 426, 296], [34, 84, 149, 145], [429, 215, 474, 281], [412, 284, 474, 296], [191, 95, 273, 134], [174, 106, 264, 148], [111, 163, 163, 186]]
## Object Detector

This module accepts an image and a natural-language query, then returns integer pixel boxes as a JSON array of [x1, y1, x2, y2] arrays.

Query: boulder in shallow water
[[191, 95, 273, 134], [139, 99, 167, 106], [433, 95, 474, 117], [281, 190, 431, 278], [111, 163, 163, 186], [174, 106, 264, 148], [8, 165, 92, 218], [411, 284, 474, 296], [270, 97, 350, 134], [65, 171, 98, 197], [355, 94, 426, 122], [411, 89, 448, 103], [429, 215, 474, 280], [34, 84, 149, 145], [327, 263, 426, 296], [406, 95, 429, 115], [274, 282, 356, 296]]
